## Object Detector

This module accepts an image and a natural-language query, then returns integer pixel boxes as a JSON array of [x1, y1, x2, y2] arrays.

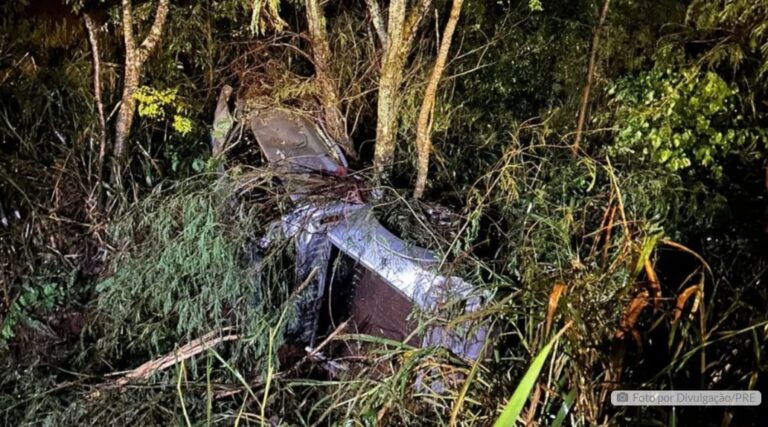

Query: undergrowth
[[1, 143, 765, 426], [89, 174, 291, 362]]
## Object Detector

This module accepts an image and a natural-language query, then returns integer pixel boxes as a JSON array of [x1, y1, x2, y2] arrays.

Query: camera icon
[[616, 392, 629, 403]]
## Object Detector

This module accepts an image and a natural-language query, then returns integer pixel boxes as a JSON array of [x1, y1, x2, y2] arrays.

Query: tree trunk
[[305, 0, 356, 157], [365, 0, 389, 51], [112, 0, 171, 185], [572, 0, 611, 154], [370, 0, 431, 182], [373, 68, 401, 180], [83, 12, 107, 205], [413, 0, 464, 199], [114, 60, 140, 164]]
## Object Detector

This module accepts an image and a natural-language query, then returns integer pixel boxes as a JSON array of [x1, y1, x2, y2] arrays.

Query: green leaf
[[552, 388, 577, 427], [493, 327, 567, 427], [192, 158, 206, 173], [528, 0, 543, 12]]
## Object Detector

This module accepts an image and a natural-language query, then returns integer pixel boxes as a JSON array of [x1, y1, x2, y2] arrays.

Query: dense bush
[[607, 61, 767, 177]]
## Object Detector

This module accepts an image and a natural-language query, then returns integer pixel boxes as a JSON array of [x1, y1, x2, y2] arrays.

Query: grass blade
[[551, 388, 576, 427], [493, 323, 570, 427]]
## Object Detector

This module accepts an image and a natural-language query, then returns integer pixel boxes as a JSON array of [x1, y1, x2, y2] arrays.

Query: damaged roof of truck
[[249, 109, 348, 176], [241, 107, 487, 362]]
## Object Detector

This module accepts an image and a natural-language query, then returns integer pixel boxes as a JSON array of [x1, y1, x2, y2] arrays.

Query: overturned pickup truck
[[220, 103, 487, 363]]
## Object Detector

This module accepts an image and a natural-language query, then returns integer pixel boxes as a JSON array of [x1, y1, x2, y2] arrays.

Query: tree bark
[[83, 12, 107, 205], [373, 67, 400, 180], [365, 0, 389, 51], [113, 0, 170, 181], [114, 62, 140, 166], [305, 0, 356, 157], [370, 0, 431, 182], [413, 0, 464, 199], [572, 0, 611, 154]]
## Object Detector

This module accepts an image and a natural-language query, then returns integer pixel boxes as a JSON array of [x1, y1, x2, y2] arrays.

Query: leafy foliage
[[607, 63, 767, 177], [688, 0, 768, 80], [528, 0, 544, 13], [0, 283, 63, 345], [493, 330, 561, 427], [90, 175, 292, 362], [134, 86, 193, 135]]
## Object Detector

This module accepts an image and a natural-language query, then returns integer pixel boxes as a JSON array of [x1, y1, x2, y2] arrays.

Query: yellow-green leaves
[[172, 115, 193, 135], [135, 87, 178, 119], [134, 86, 192, 135], [528, 0, 544, 12]]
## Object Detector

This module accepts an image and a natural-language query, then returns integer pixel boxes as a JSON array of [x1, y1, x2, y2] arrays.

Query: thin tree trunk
[[373, 69, 401, 180], [372, 0, 406, 181], [572, 0, 611, 154], [371, 0, 431, 182], [365, 0, 388, 51], [114, 0, 137, 166], [83, 12, 108, 206], [413, 0, 464, 199], [305, 0, 356, 157], [113, 0, 170, 185], [114, 63, 140, 165]]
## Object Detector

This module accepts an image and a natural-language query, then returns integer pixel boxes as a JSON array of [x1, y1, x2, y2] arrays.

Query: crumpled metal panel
[[249, 110, 347, 175], [278, 201, 487, 360], [245, 108, 487, 361], [280, 202, 364, 345], [326, 206, 439, 301], [417, 277, 488, 362], [327, 207, 487, 361]]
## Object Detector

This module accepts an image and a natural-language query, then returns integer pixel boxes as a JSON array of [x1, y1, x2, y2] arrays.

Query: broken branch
[[110, 329, 239, 387]]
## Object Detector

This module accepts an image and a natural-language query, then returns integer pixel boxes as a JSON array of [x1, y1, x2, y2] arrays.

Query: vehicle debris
[[220, 104, 488, 364]]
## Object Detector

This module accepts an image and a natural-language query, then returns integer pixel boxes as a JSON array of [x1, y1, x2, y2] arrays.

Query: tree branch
[[402, 0, 432, 49], [372, 0, 433, 180], [414, 0, 464, 199], [386, 0, 406, 57], [121, 0, 136, 53], [83, 12, 108, 207], [572, 0, 611, 154], [138, 0, 171, 63], [365, 0, 389, 50], [108, 329, 239, 388], [306, 0, 356, 156]]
